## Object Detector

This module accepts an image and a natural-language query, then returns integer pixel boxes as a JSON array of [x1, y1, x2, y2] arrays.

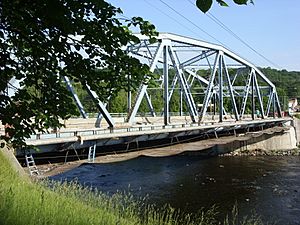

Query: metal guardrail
[[27, 117, 289, 141], [29, 123, 196, 140], [75, 112, 191, 118]]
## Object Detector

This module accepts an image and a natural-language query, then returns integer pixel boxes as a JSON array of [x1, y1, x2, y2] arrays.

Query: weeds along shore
[[0, 148, 265, 225]]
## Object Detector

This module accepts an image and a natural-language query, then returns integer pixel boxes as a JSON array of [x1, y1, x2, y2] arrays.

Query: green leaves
[[196, 0, 213, 13], [217, 0, 229, 7], [0, 0, 157, 147], [196, 0, 253, 13], [233, 0, 248, 5]]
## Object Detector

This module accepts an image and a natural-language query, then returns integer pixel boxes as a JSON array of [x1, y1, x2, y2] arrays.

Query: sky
[[108, 0, 300, 71]]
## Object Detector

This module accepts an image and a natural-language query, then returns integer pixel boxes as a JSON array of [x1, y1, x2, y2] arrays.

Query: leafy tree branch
[[196, 0, 254, 13], [0, 0, 157, 147]]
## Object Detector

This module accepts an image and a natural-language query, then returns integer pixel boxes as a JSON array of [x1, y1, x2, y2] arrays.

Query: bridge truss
[[65, 33, 282, 127]]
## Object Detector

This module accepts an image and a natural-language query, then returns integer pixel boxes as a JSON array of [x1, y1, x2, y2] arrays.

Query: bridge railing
[[27, 117, 285, 141], [28, 121, 219, 140]]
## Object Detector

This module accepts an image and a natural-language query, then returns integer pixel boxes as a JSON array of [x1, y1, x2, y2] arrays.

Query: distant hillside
[[261, 67, 300, 98], [260, 67, 300, 110], [71, 67, 300, 114]]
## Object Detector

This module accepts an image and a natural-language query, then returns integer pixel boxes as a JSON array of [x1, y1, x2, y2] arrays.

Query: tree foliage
[[261, 68, 300, 99], [0, 0, 157, 147], [196, 0, 254, 13]]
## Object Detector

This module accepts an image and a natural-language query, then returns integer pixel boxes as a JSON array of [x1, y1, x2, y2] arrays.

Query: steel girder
[[126, 33, 282, 125], [85, 84, 115, 127]]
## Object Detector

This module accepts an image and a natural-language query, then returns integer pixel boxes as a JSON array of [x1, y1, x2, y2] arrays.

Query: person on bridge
[[256, 110, 261, 118]]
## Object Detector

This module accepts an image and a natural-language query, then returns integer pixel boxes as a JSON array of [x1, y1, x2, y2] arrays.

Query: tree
[[0, 0, 157, 147], [196, 0, 253, 13]]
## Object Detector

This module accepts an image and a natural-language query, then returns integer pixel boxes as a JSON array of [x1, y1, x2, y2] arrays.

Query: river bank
[[50, 154, 300, 225], [0, 143, 265, 225], [223, 148, 300, 156]]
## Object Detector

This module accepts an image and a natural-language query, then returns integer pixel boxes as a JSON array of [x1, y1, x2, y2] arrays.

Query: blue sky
[[108, 0, 300, 71]]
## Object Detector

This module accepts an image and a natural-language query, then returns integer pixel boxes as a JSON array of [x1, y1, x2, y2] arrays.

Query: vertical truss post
[[213, 92, 216, 117], [63, 76, 88, 118], [222, 56, 239, 121], [127, 90, 131, 113], [180, 89, 183, 116], [198, 52, 220, 123], [272, 91, 276, 118], [251, 72, 255, 120], [218, 52, 224, 122], [163, 45, 170, 125]]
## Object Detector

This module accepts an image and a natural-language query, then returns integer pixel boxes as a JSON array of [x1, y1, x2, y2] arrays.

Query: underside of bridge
[[66, 33, 282, 127]]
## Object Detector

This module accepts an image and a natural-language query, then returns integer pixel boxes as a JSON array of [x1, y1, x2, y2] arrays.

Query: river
[[51, 155, 300, 224]]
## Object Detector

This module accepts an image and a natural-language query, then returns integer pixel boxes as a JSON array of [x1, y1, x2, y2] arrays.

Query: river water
[[51, 155, 300, 224]]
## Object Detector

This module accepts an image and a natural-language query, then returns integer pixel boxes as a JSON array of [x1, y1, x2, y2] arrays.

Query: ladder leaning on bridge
[[87, 144, 96, 163], [25, 153, 39, 176]]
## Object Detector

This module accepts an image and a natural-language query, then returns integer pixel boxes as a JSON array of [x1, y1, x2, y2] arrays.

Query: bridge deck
[[25, 117, 291, 147]]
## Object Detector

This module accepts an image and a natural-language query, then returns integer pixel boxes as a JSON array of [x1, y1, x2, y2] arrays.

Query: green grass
[[0, 149, 265, 225]]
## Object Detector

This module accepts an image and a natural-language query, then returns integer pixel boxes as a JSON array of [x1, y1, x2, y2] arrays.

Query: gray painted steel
[[127, 33, 282, 125]]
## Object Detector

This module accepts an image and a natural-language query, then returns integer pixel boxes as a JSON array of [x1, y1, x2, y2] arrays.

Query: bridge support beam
[[85, 84, 115, 128], [163, 45, 170, 125], [218, 51, 224, 122]]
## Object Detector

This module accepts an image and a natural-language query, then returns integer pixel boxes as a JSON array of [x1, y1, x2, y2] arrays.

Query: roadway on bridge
[[26, 117, 291, 147]]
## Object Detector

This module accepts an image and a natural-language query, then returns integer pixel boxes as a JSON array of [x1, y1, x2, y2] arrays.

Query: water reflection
[[51, 155, 300, 224]]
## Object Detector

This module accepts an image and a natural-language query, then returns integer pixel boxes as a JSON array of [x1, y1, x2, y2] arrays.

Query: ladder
[[25, 154, 39, 176], [88, 144, 96, 163]]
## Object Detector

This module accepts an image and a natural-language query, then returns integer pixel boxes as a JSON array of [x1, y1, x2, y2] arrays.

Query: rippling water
[[51, 155, 300, 224]]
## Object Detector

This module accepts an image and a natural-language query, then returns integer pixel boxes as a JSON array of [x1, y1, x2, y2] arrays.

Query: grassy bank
[[0, 148, 264, 225]]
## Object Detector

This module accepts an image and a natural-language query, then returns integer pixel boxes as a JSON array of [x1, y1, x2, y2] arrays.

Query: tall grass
[[0, 150, 265, 225]]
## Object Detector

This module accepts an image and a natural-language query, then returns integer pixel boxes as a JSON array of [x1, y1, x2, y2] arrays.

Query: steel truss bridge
[[66, 33, 282, 127], [3, 33, 289, 174]]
